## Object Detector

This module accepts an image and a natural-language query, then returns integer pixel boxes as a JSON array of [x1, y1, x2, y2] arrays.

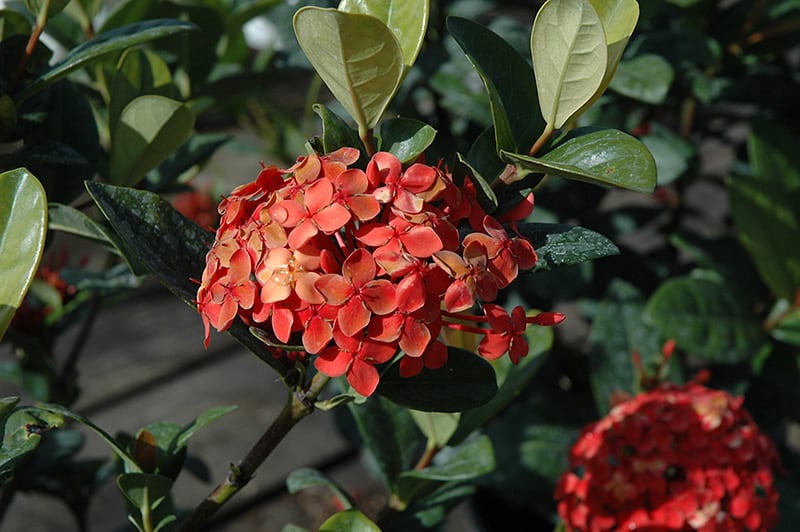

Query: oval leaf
[[377, 117, 436, 163], [110, 95, 195, 187], [377, 347, 498, 412], [109, 48, 175, 134], [610, 54, 674, 104], [14, 19, 195, 104], [516, 222, 619, 271], [0, 168, 46, 341], [644, 274, 767, 363], [294, 7, 404, 133], [532, 0, 607, 129], [0, 405, 64, 483], [319, 509, 380, 532], [286, 468, 356, 509], [338, 0, 429, 70], [448, 16, 543, 154], [409, 410, 460, 448], [48, 203, 112, 244], [502, 128, 657, 193]]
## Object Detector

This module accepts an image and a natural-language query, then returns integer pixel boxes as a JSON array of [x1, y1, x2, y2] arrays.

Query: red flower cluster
[[555, 381, 780, 532], [197, 148, 563, 396]]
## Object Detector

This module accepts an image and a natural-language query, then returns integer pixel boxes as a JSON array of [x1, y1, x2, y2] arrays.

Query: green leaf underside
[[610, 54, 674, 104], [15, 19, 196, 104], [319, 509, 380, 532], [0, 169, 46, 341], [110, 95, 195, 187], [377, 347, 498, 412], [337, 0, 429, 69], [532, 0, 607, 129], [502, 128, 656, 193], [516, 222, 619, 271], [645, 275, 767, 363], [448, 17, 543, 154], [410, 410, 460, 448], [85, 182, 295, 379], [294, 8, 404, 132]]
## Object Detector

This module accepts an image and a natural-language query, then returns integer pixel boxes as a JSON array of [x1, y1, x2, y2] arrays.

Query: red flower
[[315, 329, 397, 396], [555, 382, 781, 532], [269, 178, 352, 249], [434, 240, 498, 312], [463, 215, 537, 287], [370, 152, 442, 213]]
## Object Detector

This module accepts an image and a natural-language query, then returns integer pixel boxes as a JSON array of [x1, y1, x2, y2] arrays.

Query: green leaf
[[640, 123, 693, 186], [117, 472, 175, 532], [84, 182, 296, 381], [14, 19, 196, 104], [588, 279, 664, 413], [319, 509, 380, 532], [109, 48, 175, 134], [502, 128, 657, 193], [768, 301, 800, 346], [0, 404, 64, 484], [448, 17, 543, 154], [25, 0, 69, 18], [173, 405, 237, 450], [313, 104, 367, 159], [110, 95, 195, 187], [644, 273, 767, 363], [338, 0, 429, 71], [294, 7, 404, 135], [147, 133, 231, 191], [377, 118, 436, 164], [395, 435, 494, 504], [610, 54, 674, 104], [516, 222, 619, 271], [0, 168, 46, 342], [532, 0, 607, 129], [451, 322, 553, 445], [377, 347, 498, 412], [286, 468, 356, 509], [409, 411, 460, 448], [48, 203, 112, 244]]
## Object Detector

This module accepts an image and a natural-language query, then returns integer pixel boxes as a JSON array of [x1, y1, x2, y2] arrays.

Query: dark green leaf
[[588, 279, 664, 413], [644, 273, 767, 363], [0, 9, 32, 40], [117, 472, 175, 532], [456, 143, 500, 213], [0, 404, 64, 484], [286, 468, 355, 509], [85, 182, 296, 381], [516, 222, 618, 271], [147, 133, 231, 191], [0, 168, 46, 341], [14, 19, 196, 104], [448, 17, 543, 154], [173, 405, 237, 450], [48, 203, 112, 244], [109, 48, 175, 133], [110, 95, 195, 187], [319, 509, 380, 532], [313, 104, 366, 162], [640, 123, 693, 186], [25, 0, 69, 18], [377, 118, 436, 164], [378, 347, 498, 412], [609, 53, 674, 104], [769, 302, 800, 346], [502, 128, 657, 193], [451, 323, 553, 445], [347, 395, 423, 489]]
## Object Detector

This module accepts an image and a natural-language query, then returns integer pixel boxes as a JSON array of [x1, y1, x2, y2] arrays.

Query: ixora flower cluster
[[555, 380, 781, 532], [196, 147, 563, 396]]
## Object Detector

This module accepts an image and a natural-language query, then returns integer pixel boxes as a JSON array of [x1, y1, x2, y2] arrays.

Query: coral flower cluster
[[196, 147, 563, 396], [555, 381, 780, 532]]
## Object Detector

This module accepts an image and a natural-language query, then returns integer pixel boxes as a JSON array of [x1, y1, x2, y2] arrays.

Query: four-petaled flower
[[315, 329, 397, 397]]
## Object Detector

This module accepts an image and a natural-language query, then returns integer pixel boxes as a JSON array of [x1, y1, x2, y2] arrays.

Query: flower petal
[[338, 298, 371, 337], [314, 274, 352, 305], [315, 346, 352, 377], [348, 358, 380, 397]]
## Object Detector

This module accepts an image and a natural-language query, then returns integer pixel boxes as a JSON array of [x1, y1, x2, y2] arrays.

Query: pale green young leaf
[[338, 0, 429, 70], [294, 7, 404, 135], [410, 410, 460, 448], [532, 0, 607, 130], [0, 168, 46, 342]]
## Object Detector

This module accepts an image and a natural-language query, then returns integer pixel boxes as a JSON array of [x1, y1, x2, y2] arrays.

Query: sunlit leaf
[[319, 509, 380, 532], [109, 48, 175, 133], [377, 118, 436, 163], [610, 53, 674, 104], [516, 222, 619, 271], [286, 468, 356, 509], [0, 168, 46, 341], [294, 7, 404, 135], [532, 0, 607, 129]]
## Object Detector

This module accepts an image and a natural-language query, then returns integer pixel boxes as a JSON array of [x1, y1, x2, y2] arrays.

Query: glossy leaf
[[377, 118, 436, 164], [644, 273, 767, 363], [286, 468, 356, 509], [319, 509, 380, 532], [377, 347, 498, 412], [117, 472, 175, 532], [338, 0, 428, 70], [610, 53, 674, 104], [588, 279, 664, 413], [85, 182, 296, 381], [110, 95, 195, 187], [48, 203, 112, 244], [14, 19, 196, 104], [313, 104, 367, 160], [451, 322, 553, 445], [109, 48, 175, 134], [532, 0, 607, 129], [409, 411, 459, 448], [0, 168, 46, 342], [448, 17, 543, 154], [516, 222, 619, 271], [502, 128, 657, 193], [294, 7, 404, 134]]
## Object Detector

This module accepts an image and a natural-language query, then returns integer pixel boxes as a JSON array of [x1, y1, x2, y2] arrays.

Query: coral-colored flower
[[315, 329, 397, 396], [555, 382, 781, 532], [434, 240, 498, 312], [270, 178, 352, 249], [463, 215, 537, 287], [370, 152, 442, 213], [197, 248, 257, 346]]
